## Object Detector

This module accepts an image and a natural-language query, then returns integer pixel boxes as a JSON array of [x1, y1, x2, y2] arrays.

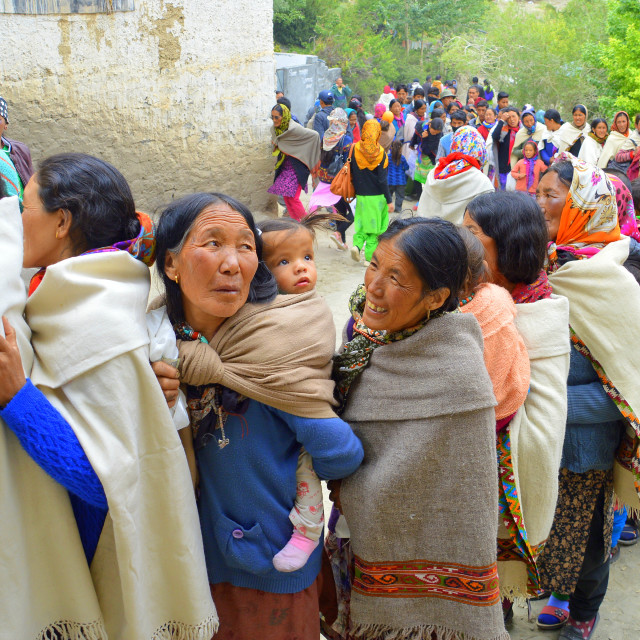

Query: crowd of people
[[0, 66, 639, 640]]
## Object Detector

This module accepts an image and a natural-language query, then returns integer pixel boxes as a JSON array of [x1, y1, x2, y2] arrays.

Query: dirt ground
[[296, 211, 640, 640]]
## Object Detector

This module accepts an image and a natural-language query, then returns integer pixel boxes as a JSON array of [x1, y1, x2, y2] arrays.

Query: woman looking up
[[0, 153, 217, 639], [535, 156, 640, 640], [269, 103, 321, 221]]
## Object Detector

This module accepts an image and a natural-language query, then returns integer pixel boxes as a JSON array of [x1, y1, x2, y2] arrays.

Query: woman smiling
[[331, 218, 507, 640]]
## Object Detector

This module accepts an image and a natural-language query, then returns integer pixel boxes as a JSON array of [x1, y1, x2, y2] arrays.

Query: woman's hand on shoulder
[[0, 317, 27, 407], [151, 360, 180, 408], [327, 479, 343, 513]]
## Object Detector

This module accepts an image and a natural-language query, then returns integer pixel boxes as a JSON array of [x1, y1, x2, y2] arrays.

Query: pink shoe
[[273, 531, 319, 572]]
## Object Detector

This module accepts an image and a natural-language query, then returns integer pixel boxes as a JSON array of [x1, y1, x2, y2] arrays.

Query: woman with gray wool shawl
[[328, 218, 508, 640]]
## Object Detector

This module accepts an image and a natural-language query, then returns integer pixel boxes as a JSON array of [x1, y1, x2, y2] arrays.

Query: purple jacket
[[2, 136, 34, 186]]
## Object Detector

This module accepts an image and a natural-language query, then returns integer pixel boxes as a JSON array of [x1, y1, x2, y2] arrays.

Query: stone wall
[[0, 0, 276, 214]]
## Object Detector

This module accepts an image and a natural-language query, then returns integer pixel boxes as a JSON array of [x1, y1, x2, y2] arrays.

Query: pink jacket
[[511, 158, 547, 194]]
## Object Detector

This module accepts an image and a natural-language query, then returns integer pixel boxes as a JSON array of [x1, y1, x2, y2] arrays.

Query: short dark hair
[[156, 193, 277, 324], [37, 153, 139, 255], [466, 191, 548, 285], [412, 99, 426, 112], [544, 109, 562, 124], [377, 217, 468, 312], [635, 113, 640, 127], [451, 109, 467, 122], [276, 97, 292, 111], [435, 75, 441, 80], [476, 99, 488, 108], [497, 91, 509, 100], [458, 226, 487, 291], [542, 160, 574, 188], [396, 84, 408, 92], [590, 117, 607, 132], [427, 87, 440, 96], [431, 108, 445, 119], [502, 106, 520, 117], [413, 87, 425, 97], [429, 117, 444, 132], [472, 77, 479, 84]]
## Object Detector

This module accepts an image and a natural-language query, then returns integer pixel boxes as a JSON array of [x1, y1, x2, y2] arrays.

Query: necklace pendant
[[218, 437, 230, 449]]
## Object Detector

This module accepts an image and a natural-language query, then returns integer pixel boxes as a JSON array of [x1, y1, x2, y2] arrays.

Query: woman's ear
[[423, 286, 450, 312], [56, 209, 73, 239], [164, 251, 179, 281]]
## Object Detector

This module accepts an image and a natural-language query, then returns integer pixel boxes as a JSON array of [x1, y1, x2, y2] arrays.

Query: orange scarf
[[354, 120, 388, 171]]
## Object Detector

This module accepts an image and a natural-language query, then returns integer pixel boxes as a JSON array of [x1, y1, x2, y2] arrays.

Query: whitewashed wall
[[0, 0, 276, 213]]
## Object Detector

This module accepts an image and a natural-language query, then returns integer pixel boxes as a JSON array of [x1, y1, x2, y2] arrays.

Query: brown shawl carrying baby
[[176, 291, 338, 418], [272, 119, 322, 175]]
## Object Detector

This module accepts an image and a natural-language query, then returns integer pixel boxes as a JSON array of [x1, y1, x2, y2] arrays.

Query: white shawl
[[27, 251, 218, 640], [0, 197, 107, 639], [577, 135, 604, 166], [549, 238, 640, 512], [556, 121, 591, 154], [498, 295, 570, 597], [597, 130, 637, 169], [417, 167, 495, 225], [511, 123, 548, 168]]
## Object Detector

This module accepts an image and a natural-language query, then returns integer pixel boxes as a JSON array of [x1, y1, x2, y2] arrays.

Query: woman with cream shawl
[[0, 154, 218, 640], [555, 105, 591, 157], [418, 125, 494, 225], [578, 117, 609, 166], [0, 194, 106, 639], [510, 109, 548, 168], [535, 154, 640, 639], [269, 103, 321, 221], [598, 110, 637, 169], [463, 191, 570, 611]]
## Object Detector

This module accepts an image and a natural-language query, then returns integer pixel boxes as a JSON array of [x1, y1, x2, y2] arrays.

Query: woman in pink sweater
[[511, 140, 547, 196]]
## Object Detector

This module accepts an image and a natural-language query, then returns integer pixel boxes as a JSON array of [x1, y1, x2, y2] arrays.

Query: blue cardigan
[[1, 380, 107, 563], [196, 398, 363, 594], [562, 348, 625, 473]]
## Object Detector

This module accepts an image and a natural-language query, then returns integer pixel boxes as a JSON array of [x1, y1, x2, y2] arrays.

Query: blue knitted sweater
[[1, 380, 107, 563]]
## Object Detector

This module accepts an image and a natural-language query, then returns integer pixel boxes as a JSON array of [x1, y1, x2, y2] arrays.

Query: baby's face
[[263, 228, 317, 294]]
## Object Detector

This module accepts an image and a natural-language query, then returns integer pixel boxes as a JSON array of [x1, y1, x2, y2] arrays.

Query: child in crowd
[[415, 117, 444, 166], [387, 139, 409, 212], [255, 213, 336, 572], [510, 140, 547, 196]]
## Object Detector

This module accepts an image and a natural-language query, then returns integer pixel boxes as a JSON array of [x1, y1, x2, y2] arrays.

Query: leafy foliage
[[273, 0, 319, 48]]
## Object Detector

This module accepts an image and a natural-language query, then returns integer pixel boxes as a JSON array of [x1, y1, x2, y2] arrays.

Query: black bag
[[326, 140, 346, 179]]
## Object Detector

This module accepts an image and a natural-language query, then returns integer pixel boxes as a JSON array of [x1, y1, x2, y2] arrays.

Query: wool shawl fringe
[[151, 616, 219, 640], [348, 621, 511, 640], [614, 495, 640, 520], [37, 620, 107, 640]]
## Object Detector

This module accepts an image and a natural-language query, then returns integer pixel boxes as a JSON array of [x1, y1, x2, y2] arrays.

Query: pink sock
[[272, 531, 319, 573]]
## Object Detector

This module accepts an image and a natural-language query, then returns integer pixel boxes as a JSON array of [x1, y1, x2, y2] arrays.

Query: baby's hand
[[151, 360, 180, 408]]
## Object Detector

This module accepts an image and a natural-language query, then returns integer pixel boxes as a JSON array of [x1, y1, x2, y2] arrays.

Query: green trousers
[[352, 194, 389, 261]]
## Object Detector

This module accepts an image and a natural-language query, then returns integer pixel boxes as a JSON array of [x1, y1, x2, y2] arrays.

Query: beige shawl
[[0, 197, 106, 639], [417, 166, 495, 225], [27, 251, 218, 640], [175, 291, 338, 418], [510, 123, 548, 168], [597, 130, 637, 168], [549, 237, 640, 512], [340, 313, 507, 640], [498, 295, 570, 597], [272, 119, 321, 172]]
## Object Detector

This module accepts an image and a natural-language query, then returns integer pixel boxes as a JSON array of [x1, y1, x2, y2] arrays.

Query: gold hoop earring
[[175, 275, 179, 284], [55, 231, 59, 239]]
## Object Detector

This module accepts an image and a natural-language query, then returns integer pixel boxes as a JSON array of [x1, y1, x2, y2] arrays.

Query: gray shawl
[[271, 119, 321, 172], [340, 312, 508, 640]]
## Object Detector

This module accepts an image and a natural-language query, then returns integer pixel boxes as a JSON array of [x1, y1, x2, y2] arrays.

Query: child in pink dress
[[511, 140, 548, 196]]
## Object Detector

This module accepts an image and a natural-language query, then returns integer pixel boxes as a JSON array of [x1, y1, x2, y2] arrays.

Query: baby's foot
[[273, 531, 319, 572]]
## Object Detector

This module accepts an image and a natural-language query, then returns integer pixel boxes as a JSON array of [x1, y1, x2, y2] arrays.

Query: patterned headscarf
[[434, 125, 486, 180], [323, 108, 348, 151], [28, 212, 156, 296], [609, 174, 640, 242], [332, 284, 439, 412], [547, 152, 620, 267], [354, 119, 388, 171], [272, 104, 292, 170], [611, 110, 630, 136]]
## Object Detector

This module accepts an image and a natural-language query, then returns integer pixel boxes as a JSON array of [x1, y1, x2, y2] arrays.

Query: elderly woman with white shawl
[[0, 154, 218, 640], [417, 125, 494, 225]]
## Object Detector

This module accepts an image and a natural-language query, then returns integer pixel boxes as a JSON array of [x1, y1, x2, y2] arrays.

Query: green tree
[[273, 0, 318, 48]]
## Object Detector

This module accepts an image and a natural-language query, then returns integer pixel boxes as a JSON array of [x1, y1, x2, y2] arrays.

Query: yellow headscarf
[[354, 119, 388, 171]]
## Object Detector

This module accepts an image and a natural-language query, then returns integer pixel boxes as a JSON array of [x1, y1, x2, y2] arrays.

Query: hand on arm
[[151, 360, 180, 408], [0, 316, 27, 407]]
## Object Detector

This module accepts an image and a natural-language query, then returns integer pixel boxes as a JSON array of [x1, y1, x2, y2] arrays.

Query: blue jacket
[[313, 106, 334, 139], [562, 348, 625, 473], [387, 152, 409, 185], [196, 398, 363, 593]]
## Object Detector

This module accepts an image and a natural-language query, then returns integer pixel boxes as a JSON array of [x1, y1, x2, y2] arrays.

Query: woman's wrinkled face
[[22, 175, 72, 268], [616, 113, 629, 133], [594, 122, 608, 139], [390, 101, 402, 116], [166, 204, 258, 333], [573, 110, 586, 128], [363, 238, 447, 333], [415, 104, 427, 118], [484, 109, 496, 124], [536, 171, 569, 242], [522, 114, 535, 129], [463, 210, 509, 289], [271, 109, 282, 128]]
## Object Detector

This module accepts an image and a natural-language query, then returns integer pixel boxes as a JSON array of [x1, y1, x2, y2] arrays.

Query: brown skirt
[[538, 467, 614, 594], [210, 577, 320, 640]]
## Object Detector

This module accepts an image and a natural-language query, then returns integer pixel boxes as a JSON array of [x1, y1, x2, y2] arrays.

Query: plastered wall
[[0, 0, 276, 214]]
